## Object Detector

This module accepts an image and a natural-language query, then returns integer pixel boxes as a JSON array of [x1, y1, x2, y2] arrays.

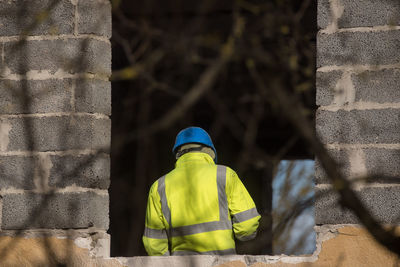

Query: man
[[143, 127, 260, 256]]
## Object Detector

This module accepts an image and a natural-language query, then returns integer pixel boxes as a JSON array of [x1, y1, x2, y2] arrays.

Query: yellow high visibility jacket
[[143, 152, 260, 256]]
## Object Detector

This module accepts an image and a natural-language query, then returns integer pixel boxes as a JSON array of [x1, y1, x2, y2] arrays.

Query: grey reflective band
[[217, 165, 229, 221], [157, 166, 231, 237], [144, 227, 168, 239], [172, 248, 236, 256], [158, 175, 171, 227], [232, 207, 260, 224], [171, 220, 232, 237], [236, 231, 257, 241]]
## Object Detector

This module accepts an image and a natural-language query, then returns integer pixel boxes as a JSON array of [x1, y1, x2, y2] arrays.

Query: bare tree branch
[[247, 61, 400, 255]]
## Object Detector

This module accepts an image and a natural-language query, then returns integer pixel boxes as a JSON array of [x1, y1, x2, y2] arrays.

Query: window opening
[[110, 0, 316, 256], [272, 160, 315, 255]]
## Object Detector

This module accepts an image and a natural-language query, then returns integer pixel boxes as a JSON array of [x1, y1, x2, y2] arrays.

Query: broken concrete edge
[[1, 224, 396, 266], [1, 225, 397, 267], [0, 228, 110, 258], [111, 224, 352, 267]]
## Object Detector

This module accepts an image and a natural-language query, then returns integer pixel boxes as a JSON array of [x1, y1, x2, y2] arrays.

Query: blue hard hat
[[172, 127, 217, 161]]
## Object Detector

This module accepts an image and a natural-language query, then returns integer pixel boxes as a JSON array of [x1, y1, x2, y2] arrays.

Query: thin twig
[[247, 61, 400, 255]]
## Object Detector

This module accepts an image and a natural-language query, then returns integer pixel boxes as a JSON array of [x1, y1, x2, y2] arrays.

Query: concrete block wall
[[315, 0, 400, 224], [0, 0, 111, 259], [0, 0, 398, 266]]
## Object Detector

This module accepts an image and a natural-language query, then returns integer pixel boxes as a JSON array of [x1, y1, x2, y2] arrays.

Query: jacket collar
[[175, 152, 215, 167]]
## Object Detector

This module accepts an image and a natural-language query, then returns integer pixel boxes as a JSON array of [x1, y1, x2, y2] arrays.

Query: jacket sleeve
[[226, 168, 261, 241], [143, 181, 170, 256]]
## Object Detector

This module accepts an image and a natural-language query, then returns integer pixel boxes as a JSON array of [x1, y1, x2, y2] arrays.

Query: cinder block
[[49, 154, 110, 189], [315, 186, 400, 224], [0, 79, 72, 114], [4, 39, 111, 76], [339, 0, 400, 28], [353, 69, 400, 103], [75, 79, 111, 115], [317, 70, 400, 106], [78, 0, 111, 38], [0, 0, 74, 36], [316, 109, 400, 144], [317, 31, 400, 67], [0, 156, 36, 189], [316, 71, 342, 106], [317, 0, 331, 29], [315, 149, 345, 184], [2, 192, 109, 229], [363, 148, 400, 182], [316, 148, 400, 184], [318, 0, 400, 29], [6, 116, 111, 151]]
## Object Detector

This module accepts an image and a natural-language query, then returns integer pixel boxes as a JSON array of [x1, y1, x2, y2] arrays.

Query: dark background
[[110, 0, 316, 256]]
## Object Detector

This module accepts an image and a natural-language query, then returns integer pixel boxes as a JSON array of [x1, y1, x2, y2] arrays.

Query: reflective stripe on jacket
[[143, 152, 260, 256]]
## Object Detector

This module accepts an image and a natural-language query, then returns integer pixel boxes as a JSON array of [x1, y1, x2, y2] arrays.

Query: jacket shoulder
[[216, 165, 240, 181], [216, 164, 233, 171], [148, 174, 166, 194]]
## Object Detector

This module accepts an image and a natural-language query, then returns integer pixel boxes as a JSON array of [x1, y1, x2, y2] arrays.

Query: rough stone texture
[[0, 79, 72, 114], [316, 109, 400, 144], [317, 0, 332, 30], [0, 1, 112, 262], [116, 227, 400, 267], [0, 227, 398, 266], [0, 0, 74, 36], [315, 186, 400, 224], [316, 71, 342, 106], [49, 154, 110, 189], [6, 116, 111, 151], [362, 148, 400, 182], [78, 0, 112, 38], [1, 192, 109, 229], [0, 78, 111, 115], [338, 0, 400, 28], [75, 79, 111, 115], [1, 226, 397, 267], [318, 0, 400, 29], [317, 69, 400, 106], [0, 155, 36, 189], [311, 226, 400, 267], [316, 148, 400, 184], [313, 0, 400, 265], [4, 39, 111, 75], [0, 234, 122, 266], [353, 69, 400, 103], [317, 31, 400, 67]]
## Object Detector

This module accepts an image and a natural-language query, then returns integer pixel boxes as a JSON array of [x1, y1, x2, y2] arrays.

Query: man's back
[[143, 152, 260, 255], [162, 153, 235, 254], [167, 153, 220, 227]]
